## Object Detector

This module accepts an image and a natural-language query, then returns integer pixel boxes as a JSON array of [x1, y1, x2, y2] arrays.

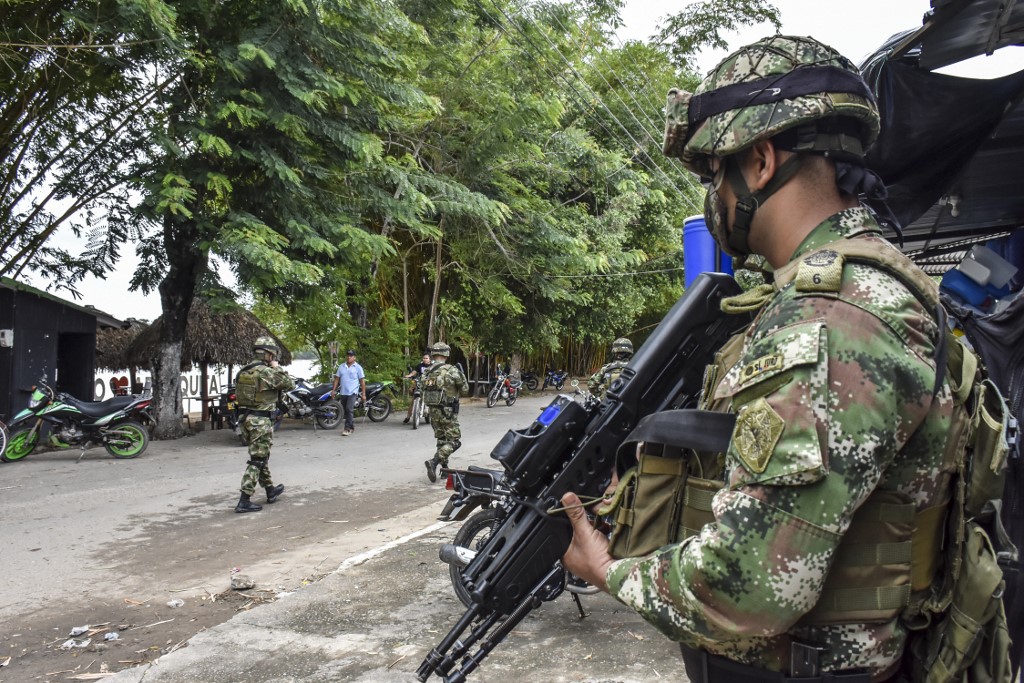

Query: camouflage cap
[[664, 35, 880, 176]]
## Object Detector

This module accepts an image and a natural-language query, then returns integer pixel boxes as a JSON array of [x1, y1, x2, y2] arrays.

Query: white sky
[[23, 0, 1023, 321]]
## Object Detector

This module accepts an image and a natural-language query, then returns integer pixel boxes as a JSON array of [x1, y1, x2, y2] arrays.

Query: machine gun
[[416, 272, 752, 683]]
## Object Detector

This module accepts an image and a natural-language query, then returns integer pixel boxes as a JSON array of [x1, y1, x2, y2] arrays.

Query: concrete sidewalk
[[106, 503, 686, 683]]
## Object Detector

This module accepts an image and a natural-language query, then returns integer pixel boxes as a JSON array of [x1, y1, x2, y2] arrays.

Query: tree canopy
[[0, 0, 779, 431]]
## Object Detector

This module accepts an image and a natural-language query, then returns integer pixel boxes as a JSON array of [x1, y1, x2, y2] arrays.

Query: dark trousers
[[340, 393, 356, 429]]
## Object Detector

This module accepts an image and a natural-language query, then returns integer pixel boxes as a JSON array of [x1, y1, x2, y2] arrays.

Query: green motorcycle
[[2, 378, 151, 463]]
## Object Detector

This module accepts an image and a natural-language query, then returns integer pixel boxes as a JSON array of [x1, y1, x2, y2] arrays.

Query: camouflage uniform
[[424, 362, 469, 468], [607, 210, 958, 678], [588, 360, 627, 399], [236, 356, 294, 497], [602, 36, 964, 680]]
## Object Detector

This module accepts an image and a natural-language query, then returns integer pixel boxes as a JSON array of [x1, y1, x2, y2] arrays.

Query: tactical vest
[[603, 238, 1012, 682], [235, 362, 279, 409], [422, 364, 448, 407], [604, 361, 627, 393]]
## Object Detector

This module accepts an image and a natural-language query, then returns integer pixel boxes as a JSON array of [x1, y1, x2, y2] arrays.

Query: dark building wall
[[0, 288, 97, 422]]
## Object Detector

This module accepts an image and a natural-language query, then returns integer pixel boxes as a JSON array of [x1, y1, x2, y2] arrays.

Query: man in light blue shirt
[[331, 349, 366, 435]]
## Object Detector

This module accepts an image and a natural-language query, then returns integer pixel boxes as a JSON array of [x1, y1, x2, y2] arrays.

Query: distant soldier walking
[[588, 337, 633, 399], [233, 336, 294, 513], [421, 342, 468, 483]]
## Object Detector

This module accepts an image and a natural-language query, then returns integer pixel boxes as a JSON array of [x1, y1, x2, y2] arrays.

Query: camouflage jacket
[[588, 360, 628, 398], [606, 207, 957, 677], [423, 362, 468, 402], [236, 359, 294, 412]]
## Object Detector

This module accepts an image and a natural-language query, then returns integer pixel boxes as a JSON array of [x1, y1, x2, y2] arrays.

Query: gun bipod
[[416, 565, 565, 682]]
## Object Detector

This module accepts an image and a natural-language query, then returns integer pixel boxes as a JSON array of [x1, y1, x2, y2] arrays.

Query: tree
[[129, 0, 432, 437], [0, 0, 176, 289]]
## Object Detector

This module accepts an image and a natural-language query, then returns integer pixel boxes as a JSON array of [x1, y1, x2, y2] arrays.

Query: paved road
[[0, 392, 688, 682]]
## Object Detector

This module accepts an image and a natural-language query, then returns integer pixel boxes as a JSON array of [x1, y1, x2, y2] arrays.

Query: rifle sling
[[618, 409, 736, 458]]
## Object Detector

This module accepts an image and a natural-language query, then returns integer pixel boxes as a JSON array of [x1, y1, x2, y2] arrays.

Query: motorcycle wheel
[[450, 508, 502, 608], [1, 426, 39, 462], [412, 398, 421, 430], [505, 392, 517, 407], [366, 395, 392, 422], [486, 388, 499, 408], [104, 420, 149, 459], [315, 400, 343, 430], [555, 381, 565, 391], [525, 378, 539, 391]]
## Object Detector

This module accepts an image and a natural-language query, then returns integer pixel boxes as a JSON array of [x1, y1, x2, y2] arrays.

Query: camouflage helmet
[[430, 341, 451, 358], [253, 335, 279, 358], [663, 35, 880, 177], [611, 337, 633, 356]]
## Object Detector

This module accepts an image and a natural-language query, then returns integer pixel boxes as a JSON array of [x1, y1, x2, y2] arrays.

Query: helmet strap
[[726, 153, 805, 256]]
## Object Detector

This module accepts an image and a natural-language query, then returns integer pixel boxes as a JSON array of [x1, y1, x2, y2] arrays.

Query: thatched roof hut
[[95, 318, 150, 371], [124, 300, 291, 371]]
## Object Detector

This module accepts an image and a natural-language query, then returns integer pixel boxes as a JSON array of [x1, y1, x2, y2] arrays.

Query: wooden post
[[200, 362, 209, 421]]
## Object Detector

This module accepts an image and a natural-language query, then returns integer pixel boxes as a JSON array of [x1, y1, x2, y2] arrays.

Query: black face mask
[[704, 153, 808, 258]]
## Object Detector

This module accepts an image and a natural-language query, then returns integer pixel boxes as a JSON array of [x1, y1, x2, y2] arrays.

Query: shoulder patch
[[796, 249, 844, 294], [733, 397, 785, 473]]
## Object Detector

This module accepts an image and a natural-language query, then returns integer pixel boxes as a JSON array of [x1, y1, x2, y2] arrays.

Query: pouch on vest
[[604, 410, 734, 559], [901, 331, 1013, 683], [422, 375, 447, 407]]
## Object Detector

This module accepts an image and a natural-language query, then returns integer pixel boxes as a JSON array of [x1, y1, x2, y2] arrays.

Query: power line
[[549, 265, 685, 278], [480, 0, 699, 211]]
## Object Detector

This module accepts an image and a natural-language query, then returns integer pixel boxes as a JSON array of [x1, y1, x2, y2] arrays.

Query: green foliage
[[655, 0, 782, 70], [2, 0, 787, 430]]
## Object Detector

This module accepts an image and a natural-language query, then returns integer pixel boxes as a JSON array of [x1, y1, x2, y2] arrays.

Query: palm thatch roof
[[124, 300, 291, 371], [96, 318, 150, 371]]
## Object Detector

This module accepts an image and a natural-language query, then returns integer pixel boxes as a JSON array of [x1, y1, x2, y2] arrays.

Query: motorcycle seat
[[364, 382, 385, 393], [65, 395, 138, 417], [308, 382, 333, 397]]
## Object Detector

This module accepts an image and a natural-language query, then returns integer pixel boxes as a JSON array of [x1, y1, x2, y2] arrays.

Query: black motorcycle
[[436, 465, 597, 613], [541, 367, 569, 391], [519, 369, 539, 391], [218, 377, 341, 443], [352, 381, 399, 422]]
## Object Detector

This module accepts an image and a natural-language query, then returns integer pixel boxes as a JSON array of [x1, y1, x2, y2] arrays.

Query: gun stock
[[417, 272, 751, 682]]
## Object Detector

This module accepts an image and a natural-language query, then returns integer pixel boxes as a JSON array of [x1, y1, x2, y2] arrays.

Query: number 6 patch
[[795, 249, 844, 293]]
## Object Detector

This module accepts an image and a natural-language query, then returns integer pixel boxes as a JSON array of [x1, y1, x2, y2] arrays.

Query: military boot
[[424, 456, 439, 483], [265, 484, 284, 504], [235, 493, 263, 513]]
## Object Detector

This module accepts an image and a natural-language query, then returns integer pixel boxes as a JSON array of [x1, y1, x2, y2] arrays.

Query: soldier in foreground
[[587, 337, 633, 399], [233, 336, 295, 513], [421, 341, 468, 483], [562, 36, 1009, 681]]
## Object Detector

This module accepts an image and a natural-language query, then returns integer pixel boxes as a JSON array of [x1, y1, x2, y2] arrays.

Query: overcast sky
[[23, 0, 1021, 321]]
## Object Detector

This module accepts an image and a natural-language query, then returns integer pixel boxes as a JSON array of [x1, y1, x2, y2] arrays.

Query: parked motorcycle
[[353, 381, 399, 422], [437, 465, 597, 613], [218, 377, 341, 444], [486, 370, 521, 408], [279, 378, 342, 429], [2, 378, 151, 462], [542, 367, 569, 391], [519, 369, 540, 391]]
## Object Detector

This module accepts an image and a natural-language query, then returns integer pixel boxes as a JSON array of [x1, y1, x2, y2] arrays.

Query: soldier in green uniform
[[587, 337, 633, 399], [233, 336, 295, 513], [421, 341, 468, 483], [561, 36, 998, 682]]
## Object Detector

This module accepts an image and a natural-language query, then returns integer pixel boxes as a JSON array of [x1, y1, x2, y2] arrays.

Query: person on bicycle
[[233, 336, 294, 513], [422, 342, 468, 483], [403, 351, 433, 424]]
